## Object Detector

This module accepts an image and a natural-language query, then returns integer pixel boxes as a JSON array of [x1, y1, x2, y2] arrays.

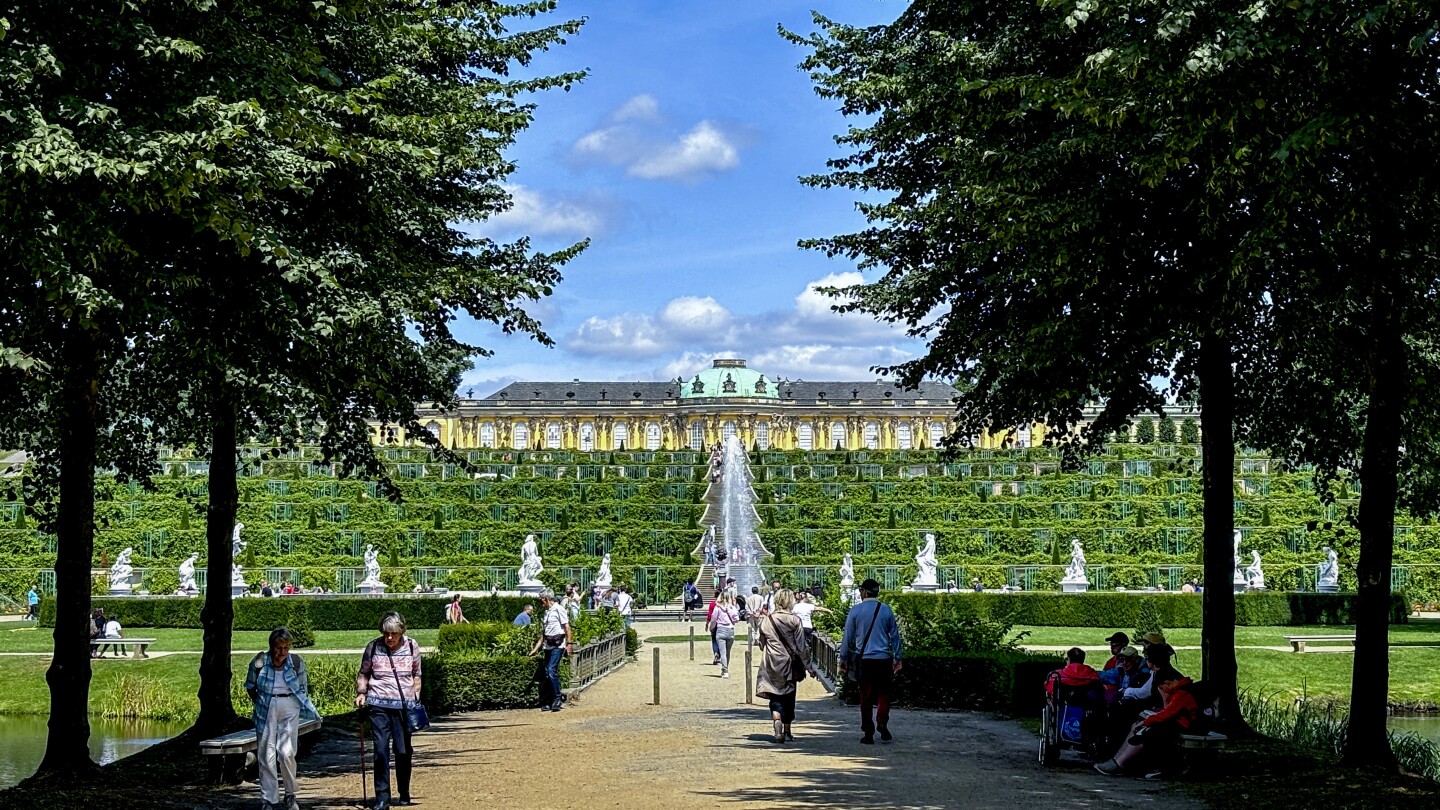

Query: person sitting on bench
[[1094, 668, 1202, 778], [1045, 647, 1102, 695], [96, 616, 123, 658]]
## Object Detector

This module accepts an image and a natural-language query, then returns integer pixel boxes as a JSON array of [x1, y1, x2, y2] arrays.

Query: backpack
[[737, 602, 749, 621]]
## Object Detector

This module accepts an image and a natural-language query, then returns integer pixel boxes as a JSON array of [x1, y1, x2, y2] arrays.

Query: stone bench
[[200, 717, 323, 783], [1283, 634, 1356, 653], [90, 638, 157, 659]]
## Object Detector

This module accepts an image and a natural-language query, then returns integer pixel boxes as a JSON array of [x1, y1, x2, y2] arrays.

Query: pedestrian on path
[[708, 591, 741, 678], [445, 593, 468, 625], [745, 587, 764, 632], [356, 612, 423, 810], [683, 579, 701, 622], [839, 578, 902, 744], [528, 589, 574, 712], [26, 584, 39, 620], [757, 588, 808, 743], [245, 628, 320, 810], [791, 592, 831, 646]]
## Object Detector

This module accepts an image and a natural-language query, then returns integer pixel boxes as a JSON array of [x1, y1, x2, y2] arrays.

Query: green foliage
[[42, 594, 534, 630], [424, 653, 565, 712], [1181, 418, 1200, 444], [436, 621, 512, 654], [1050, 536, 1062, 566], [838, 650, 1061, 715], [1133, 598, 1164, 643], [1158, 417, 1177, 444], [1136, 418, 1157, 444]]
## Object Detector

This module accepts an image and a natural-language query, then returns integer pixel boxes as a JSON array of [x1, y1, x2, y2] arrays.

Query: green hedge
[[436, 621, 513, 653], [839, 650, 1063, 715], [423, 653, 572, 712], [39, 594, 535, 630], [881, 591, 1406, 629]]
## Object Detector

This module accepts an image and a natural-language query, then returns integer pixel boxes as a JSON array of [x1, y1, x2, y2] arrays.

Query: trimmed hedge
[[839, 650, 1063, 716], [39, 594, 535, 630], [423, 652, 570, 712], [882, 591, 1407, 629], [436, 621, 512, 653]]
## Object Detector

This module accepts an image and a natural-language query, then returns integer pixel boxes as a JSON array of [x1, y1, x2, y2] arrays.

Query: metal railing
[[565, 631, 629, 695], [809, 631, 841, 693]]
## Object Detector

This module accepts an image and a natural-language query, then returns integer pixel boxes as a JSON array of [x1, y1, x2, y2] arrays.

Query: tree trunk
[[1197, 330, 1246, 731], [38, 323, 101, 776], [1341, 283, 1405, 772], [194, 390, 240, 736]]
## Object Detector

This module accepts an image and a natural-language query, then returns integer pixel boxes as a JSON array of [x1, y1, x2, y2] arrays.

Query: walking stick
[[358, 711, 369, 809]]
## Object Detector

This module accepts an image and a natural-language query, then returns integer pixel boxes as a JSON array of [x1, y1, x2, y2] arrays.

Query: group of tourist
[[255, 579, 334, 596], [1044, 630, 1208, 778], [87, 607, 124, 657], [244, 611, 422, 810]]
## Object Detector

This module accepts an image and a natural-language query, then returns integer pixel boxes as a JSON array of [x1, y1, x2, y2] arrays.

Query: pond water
[[1389, 715, 1440, 746], [0, 715, 188, 790]]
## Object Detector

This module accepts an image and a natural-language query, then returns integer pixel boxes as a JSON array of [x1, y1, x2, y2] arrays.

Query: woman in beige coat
[[756, 588, 808, 743]]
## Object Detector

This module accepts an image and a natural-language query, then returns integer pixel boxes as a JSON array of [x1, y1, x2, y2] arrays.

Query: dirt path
[[218, 622, 1205, 810]]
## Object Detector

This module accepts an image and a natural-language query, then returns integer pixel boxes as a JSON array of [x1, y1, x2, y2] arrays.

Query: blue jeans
[[543, 647, 564, 705]]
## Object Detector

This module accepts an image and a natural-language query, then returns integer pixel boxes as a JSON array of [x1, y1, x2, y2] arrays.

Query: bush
[[40, 594, 536, 630], [1133, 597, 1163, 642], [423, 653, 571, 712], [436, 621, 512, 654], [839, 650, 1062, 715]]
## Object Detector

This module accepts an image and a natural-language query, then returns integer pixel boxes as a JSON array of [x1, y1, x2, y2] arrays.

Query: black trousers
[[768, 690, 797, 724], [368, 706, 413, 802]]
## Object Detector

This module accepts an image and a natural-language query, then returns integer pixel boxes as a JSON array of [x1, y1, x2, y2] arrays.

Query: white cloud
[[570, 98, 743, 183], [569, 313, 668, 358], [658, 296, 731, 338], [469, 184, 612, 239]]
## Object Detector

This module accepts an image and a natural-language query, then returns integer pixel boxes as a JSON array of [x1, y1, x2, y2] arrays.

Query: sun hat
[[1143, 632, 1167, 646]]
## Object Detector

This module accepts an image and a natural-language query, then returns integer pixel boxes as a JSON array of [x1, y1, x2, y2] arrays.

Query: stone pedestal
[[1233, 582, 1247, 594], [1317, 583, 1339, 594], [108, 585, 133, 597], [1061, 581, 1090, 593], [359, 582, 388, 595], [909, 582, 938, 593], [231, 584, 248, 598], [518, 582, 544, 597]]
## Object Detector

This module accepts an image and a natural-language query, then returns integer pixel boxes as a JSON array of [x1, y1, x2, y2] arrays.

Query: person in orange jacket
[[1094, 668, 1201, 778], [1045, 647, 1102, 693]]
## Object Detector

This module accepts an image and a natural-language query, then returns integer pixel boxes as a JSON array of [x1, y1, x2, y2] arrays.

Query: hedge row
[[837, 650, 1063, 716], [422, 653, 570, 712], [38, 594, 535, 630], [880, 591, 1408, 629]]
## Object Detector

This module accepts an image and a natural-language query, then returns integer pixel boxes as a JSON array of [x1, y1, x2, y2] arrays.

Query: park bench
[[200, 717, 323, 783], [1283, 634, 1356, 653], [90, 638, 157, 659]]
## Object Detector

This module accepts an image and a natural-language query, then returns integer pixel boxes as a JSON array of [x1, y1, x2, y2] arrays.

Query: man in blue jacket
[[839, 578, 903, 744]]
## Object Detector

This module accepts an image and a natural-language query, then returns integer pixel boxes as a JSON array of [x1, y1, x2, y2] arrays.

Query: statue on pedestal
[[1232, 530, 1247, 592], [359, 544, 384, 588], [108, 548, 134, 594], [519, 534, 544, 589], [911, 533, 938, 591], [231, 523, 248, 590], [1061, 537, 1090, 592], [1245, 549, 1266, 590], [178, 553, 199, 595], [595, 552, 613, 588], [839, 553, 855, 603], [1318, 546, 1340, 592]]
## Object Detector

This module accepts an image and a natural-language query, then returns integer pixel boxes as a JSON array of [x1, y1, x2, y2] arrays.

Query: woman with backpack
[[756, 588, 808, 743], [355, 612, 424, 809], [245, 628, 320, 810]]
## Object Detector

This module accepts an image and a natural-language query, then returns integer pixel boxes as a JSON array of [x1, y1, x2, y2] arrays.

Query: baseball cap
[[1119, 646, 1140, 658], [1105, 632, 1129, 645]]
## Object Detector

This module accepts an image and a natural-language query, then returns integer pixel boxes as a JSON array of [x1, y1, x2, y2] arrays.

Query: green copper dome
[[679, 359, 779, 399]]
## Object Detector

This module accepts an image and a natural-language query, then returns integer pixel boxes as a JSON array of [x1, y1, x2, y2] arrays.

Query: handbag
[[382, 638, 430, 732], [846, 601, 883, 683], [770, 614, 809, 683]]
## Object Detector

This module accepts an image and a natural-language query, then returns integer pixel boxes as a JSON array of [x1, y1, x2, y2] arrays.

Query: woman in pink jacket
[[708, 592, 741, 678]]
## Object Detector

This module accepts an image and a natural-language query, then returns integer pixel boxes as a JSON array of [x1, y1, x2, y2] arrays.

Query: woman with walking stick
[[356, 612, 422, 810], [245, 628, 320, 810]]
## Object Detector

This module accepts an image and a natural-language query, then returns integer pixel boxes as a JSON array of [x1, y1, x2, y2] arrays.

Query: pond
[[1389, 714, 1440, 746], [0, 715, 188, 790]]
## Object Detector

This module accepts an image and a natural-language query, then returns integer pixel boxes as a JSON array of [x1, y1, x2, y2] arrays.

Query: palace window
[[1015, 423, 1032, 448], [689, 422, 705, 450], [755, 421, 770, 450], [797, 423, 814, 450], [722, 420, 737, 443], [897, 424, 912, 450], [425, 421, 441, 439], [864, 421, 880, 450], [480, 423, 495, 448], [580, 423, 594, 452], [929, 422, 945, 448], [614, 423, 629, 450], [512, 422, 529, 450], [646, 423, 662, 450], [830, 422, 847, 450], [546, 423, 562, 449]]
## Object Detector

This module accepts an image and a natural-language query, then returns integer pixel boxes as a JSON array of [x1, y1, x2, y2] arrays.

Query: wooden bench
[[1283, 634, 1356, 653], [200, 717, 323, 783], [90, 638, 157, 659]]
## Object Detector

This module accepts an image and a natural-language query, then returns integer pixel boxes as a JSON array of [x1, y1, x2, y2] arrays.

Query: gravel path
[[220, 622, 1205, 810]]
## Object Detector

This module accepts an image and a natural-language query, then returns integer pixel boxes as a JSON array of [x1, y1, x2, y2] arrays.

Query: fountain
[[720, 436, 764, 598]]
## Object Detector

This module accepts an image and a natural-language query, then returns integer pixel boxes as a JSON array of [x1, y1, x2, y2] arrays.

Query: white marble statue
[[595, 552, 613, 588], [231, 523, 248, 588], [1232, 530, 1247, 591], [360, 544, 383, 586], [519, 534, 544, 587], [1318, 546, 1340, 592], [911, 533, 939, 590], [1061, 537, 1089, 591], [178, 553, 199, 594], [838, 553, 856, 602], [1245, 549, 1266, 590], [108, 547, 134, 594]]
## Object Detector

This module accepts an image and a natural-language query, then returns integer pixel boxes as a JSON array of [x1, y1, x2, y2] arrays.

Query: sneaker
[[285, 795, 300, 810], [784, 730, 794, 741], [1094, 760, 1123, 777], [394, 798, 413, 807], [878, 726, 892, 742], [550, 700, 563, 712], [722, 670, 730, 679], [860, 735, 874, 744], [1143, 771, 1165, 781]]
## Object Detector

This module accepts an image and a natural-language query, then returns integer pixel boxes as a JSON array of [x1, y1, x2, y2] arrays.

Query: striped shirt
[[360, 637, 422, 709]]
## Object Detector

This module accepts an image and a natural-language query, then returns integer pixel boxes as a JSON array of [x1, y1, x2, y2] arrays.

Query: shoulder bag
[[770, 614, 809, 683], [382, 638, 430, 732], [846, 602, 883, 683]]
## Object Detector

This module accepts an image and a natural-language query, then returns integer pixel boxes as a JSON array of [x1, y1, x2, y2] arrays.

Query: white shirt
[[614, 592, 633, 616], [541, 603, 569, 637], [1123, 673, 1156, 701], [792, 601, 817, 629], [103, 620, 122, 638]]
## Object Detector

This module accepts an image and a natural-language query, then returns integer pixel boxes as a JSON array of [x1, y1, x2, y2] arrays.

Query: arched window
[[545, 423, 562, 449], [480, 423, 495, 448], [797, 423, 814, 451], [1015, 423, 1032, 448], [512, 423, 529, 450], [646, 423, 662, 450], [689, 422, 705, 450], [579, 422, 594, 452], [830, 422, 847, 450], [755, 421, 770, 451], [425, 421, 441, 439], [722, 420, 737, 444], [863, 421, 880, 450], [929, 422, 946, 448], [897, 424, 912, 450], [613, 422, 628, 451]]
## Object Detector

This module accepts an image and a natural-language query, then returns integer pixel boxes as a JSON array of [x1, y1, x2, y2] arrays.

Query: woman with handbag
[[708, 591, 741, 678], [245, 628, 320, 810], [355, 612, 425, 810], [756, 588, 808, 743]]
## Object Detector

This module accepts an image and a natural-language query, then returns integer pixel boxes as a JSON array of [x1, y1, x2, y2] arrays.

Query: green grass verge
[[1013, 621, 1440, 649]]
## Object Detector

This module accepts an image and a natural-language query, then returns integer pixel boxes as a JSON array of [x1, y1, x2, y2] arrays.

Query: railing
[[566, 631, 629, 695], [809, 631, 841, 693]]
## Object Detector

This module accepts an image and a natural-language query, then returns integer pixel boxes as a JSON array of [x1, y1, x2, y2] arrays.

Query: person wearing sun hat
[[1102, 632, 1129, 670]]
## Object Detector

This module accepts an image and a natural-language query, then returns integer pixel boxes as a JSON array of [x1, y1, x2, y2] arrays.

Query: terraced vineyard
[[2, 443, 1436, 606]]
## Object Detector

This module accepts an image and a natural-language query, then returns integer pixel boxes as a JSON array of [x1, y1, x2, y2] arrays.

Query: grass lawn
[[0, 625, 437, 653], [1012, 620, 1440, 649]]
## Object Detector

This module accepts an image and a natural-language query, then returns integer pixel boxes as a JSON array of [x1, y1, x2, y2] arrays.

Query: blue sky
[[457, 0, 919, 396]]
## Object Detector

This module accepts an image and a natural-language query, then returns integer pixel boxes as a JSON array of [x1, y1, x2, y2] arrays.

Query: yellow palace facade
[[389, 358, 997, 452]]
